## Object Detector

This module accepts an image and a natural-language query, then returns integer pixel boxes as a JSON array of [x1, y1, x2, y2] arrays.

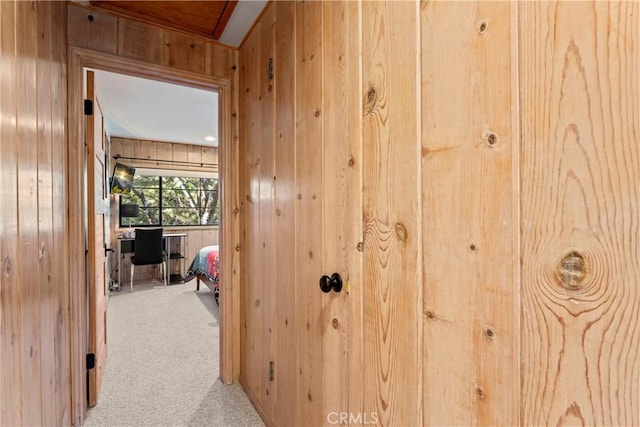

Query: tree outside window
[[119, 174, 219, 227]]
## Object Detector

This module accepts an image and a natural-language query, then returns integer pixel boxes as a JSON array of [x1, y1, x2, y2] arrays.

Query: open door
[[86, 70, 109, 407]]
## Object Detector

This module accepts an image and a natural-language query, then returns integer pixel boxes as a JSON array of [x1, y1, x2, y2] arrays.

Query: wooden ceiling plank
[[89, 1, 229, 41]]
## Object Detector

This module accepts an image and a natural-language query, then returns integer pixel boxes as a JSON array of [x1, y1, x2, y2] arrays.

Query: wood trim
[[67, 46, 240, 418], [67, 47, 87, 426], [213, 1, 238, 40]]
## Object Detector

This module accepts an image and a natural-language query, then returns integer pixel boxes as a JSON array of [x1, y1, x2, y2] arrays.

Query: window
[[119, 173, 219, 227]]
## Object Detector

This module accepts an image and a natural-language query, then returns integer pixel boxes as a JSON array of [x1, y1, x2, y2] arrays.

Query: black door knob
[[319, 273, 343, 293], [319, 275, 332, 293], [330, 273, 343, 292]]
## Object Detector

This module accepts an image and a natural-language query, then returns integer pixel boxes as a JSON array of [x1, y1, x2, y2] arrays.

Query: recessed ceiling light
[[205, 136, 216, 142]]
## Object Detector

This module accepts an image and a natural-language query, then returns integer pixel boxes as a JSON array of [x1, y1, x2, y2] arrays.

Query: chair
[[130, 228, 167, 292]]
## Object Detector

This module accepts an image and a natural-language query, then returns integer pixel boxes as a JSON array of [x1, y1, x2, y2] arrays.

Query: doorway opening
[[68, 48, 239, 420]]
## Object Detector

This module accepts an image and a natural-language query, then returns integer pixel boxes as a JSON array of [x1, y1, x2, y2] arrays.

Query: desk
[[117, 233, 187, 288]]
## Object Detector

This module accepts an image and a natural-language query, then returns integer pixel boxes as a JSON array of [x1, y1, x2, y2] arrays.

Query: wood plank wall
[[0, 1, 70, 426], [109, 137, 219, 283], [519, 2, 639, 425], [239, 1, 639, 426], [67, 3, 240, 423]]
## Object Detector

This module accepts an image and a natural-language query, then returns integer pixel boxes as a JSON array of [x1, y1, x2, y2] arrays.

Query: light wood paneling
[[257, 4, 276, 421], [226, 48, 242, 384], [36, 2, 56, 421], [294, 1, 324, 424], [322, 1, 354, 422], [67, 5, 117, 54], [361, 2, 422, 426], [238, 7, 263, 411], [421, 2, 519, 425], [273, 2, 297, 426], [205, 42, 233, 80], [519, 2, 640, 425], [117, 19, 164, 64], [163, 32, 206, 74], [1, 1, 70, 425], [344, 2, 364, 423], [52, 2, 71, 423], [0, 2, 23, 425], [17, 2, 43, 424], [69, 3, 237, 81]]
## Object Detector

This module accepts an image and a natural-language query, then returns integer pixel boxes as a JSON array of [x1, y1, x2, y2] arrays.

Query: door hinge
[[84, 99, 93, 116], [86, 353, 96, 370], [269, 361, 274, 381]]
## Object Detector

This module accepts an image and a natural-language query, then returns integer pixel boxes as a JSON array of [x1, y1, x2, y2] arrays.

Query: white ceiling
[[94, 70, 220, 147], [218, 0, 267, 47], [86, 0, 267, 148]]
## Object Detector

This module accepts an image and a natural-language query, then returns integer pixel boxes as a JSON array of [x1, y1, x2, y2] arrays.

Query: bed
[[184, 245, 220, 305]]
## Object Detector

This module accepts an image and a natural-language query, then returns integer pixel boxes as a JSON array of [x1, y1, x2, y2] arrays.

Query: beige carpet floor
[[83, 280, 264, 427]]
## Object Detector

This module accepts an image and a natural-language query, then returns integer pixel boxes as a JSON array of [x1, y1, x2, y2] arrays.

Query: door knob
[[319, 272, 343, 293]]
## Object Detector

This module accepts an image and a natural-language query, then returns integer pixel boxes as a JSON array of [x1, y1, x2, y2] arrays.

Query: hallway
[[83, 281, 263, 427]]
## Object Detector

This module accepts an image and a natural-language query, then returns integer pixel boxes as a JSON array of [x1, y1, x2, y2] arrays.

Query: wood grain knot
[[231, 112, 237, 118], [297, 194, 302, 200], [332, 318, 339, 329], [484, 327, 495, 340], [348, 156, 355, 167], [258, 95, 263, 101], [39, 242, 46, 260], [308, 251, 314, 259], [263, 242, 266, 249], [254, 158, 261, 167], [307, 392, 312, 401], [235, 244, 240, 252], [395, 223, 408, 243], [557, 252, 587, 289], [424, 310, 437, 320], [275, 209, 281, 217], [314, 109, 321, 118], [356, 242, 364, 252], [88, 14, 94, 22], [232, 65, 237, 71], [3, 256, 13, 277], [477, 20, 488, 34], [475, 386, 486, 401], [484, 131, 498, 147], [285, 318, 288, 326], [233, 207, 239, 214], [470, 243, 477, 251], [246, 195, 253, 204], [11, 334, 15, 345], [364, 87, 377, 114], [268, 84, 273, 93], [255, 299, 261, 307]]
